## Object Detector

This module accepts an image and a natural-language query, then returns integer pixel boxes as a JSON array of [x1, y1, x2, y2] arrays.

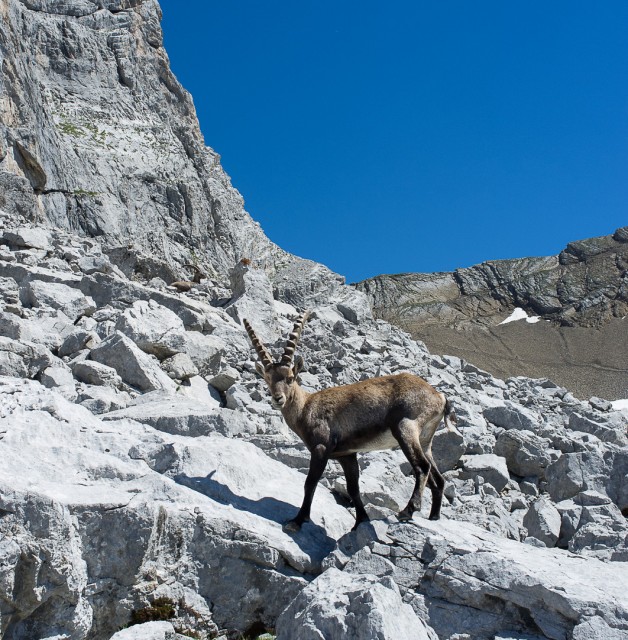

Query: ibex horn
[[243, 319, 273, 369], [280, 310, 310, 366]]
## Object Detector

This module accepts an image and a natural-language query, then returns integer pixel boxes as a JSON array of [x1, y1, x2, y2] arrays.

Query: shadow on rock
[[175, 471, 339, 559]]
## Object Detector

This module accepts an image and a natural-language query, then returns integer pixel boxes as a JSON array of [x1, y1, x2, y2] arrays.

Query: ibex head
[[244, 311, 309, 408]]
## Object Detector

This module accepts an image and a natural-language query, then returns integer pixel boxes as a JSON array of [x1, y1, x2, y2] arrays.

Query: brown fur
[[246, 314, 455, 532]]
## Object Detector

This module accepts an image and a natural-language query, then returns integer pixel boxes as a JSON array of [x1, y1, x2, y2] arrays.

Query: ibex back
[[244, 311, 457, 532]]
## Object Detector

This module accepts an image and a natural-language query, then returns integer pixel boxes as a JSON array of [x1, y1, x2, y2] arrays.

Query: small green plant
[[58, 121, 86, 137], [129, 597, 176, 625]]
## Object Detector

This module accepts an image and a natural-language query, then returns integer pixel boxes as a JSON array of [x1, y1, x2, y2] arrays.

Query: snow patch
[[611, 399, 628, 411], [499, 307, 542, 325]]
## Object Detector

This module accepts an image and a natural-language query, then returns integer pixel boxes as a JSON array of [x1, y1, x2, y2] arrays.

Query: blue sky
[[160, 1, 628, 283]]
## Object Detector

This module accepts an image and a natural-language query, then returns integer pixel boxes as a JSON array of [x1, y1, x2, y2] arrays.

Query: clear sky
[[159, 1, 628, 283]]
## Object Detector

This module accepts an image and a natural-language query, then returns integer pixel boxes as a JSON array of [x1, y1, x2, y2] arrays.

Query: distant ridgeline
[[356, 227, 628, 400]]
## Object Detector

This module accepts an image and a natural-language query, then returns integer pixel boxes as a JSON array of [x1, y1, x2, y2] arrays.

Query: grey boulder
[[459, 453, 510, 492], [89, 332, 176, 393], [523, 497, 562, 547], [72, 360, 123, 388], [494, 430, 553, 478], [276, 568, 435, 640], [2, 227, 51, 250], [20, 280, 95, 322], [114, 300, 187, 359], [225, 263, 278, 342], [483, 401, 539, 431], [161, 352, 198, 381], [0, 337, 58, 378], [545, 451, 607, 502], [110, 622, 176, 640]]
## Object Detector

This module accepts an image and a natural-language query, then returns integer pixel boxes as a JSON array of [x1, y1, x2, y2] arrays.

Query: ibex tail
[[443, 397, 461, 434]]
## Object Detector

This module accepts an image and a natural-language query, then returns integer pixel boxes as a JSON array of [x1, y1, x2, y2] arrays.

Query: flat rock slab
[[0, 379, 354, 637], [102, 397, 221, 436]]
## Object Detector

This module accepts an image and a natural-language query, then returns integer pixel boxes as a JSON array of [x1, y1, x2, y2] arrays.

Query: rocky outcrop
[[0, 0, 343, 305], [356, 228, 628, 400], [357, 229, 628, 329], [1, 208, 627, 638]]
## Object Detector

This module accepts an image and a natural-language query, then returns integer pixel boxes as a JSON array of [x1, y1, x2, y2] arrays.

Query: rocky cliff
[[356, 229, 628, 400], [1, 2, 627, 640], [0, 0, 342, 305]]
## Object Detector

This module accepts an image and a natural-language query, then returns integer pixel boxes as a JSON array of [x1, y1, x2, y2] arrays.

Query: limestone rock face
[[0, 0, 342, 305]]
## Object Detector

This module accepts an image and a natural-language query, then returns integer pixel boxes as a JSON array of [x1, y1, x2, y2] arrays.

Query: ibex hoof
[[283, 519, 302, 533], [352, 517, 370, 531], [397, 509, 414, 522], [428, 513, 441, 521]]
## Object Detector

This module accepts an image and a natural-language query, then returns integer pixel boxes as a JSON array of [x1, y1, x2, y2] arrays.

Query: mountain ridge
[[356, 227, 628, 400]]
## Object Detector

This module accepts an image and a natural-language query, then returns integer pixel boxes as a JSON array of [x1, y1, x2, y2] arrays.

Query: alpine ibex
[[244, 311, 457, 532]]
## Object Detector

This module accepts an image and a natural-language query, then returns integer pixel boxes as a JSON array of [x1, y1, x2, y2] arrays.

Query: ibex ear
[[293, 355, 305, 375], [255, 361, 266, 377]]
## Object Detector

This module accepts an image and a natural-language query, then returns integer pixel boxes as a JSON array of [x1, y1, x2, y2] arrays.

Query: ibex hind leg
[[424, 451, 445, 520], [392, 418, 433, 522]]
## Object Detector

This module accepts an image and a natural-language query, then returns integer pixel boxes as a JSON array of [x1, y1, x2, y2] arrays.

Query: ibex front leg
[[337, 453, 369, 530], [284, 444, 329, 532]]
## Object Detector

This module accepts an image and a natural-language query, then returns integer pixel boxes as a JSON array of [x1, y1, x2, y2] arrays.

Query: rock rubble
[[0, 208, 626, 638]]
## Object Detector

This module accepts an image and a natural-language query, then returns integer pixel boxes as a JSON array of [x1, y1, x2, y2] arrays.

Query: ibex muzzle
[[244, 311, 457, 532]]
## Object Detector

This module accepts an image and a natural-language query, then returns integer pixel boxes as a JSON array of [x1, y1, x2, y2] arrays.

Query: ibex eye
[[286, 377, 295, 384]]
